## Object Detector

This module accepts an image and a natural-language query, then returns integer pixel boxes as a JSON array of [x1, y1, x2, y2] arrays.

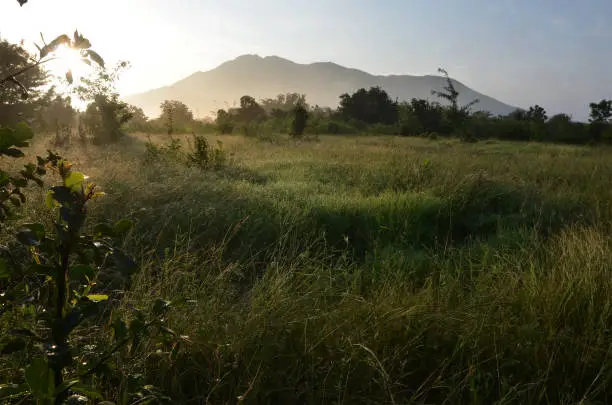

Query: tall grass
[[11, 133, 612, 403]]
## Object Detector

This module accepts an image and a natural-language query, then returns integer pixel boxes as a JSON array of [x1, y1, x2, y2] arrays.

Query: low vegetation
[[3, 2, 612, 403]]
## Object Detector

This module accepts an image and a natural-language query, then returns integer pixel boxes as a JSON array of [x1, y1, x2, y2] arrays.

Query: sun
[[46, 45, 90, 86]]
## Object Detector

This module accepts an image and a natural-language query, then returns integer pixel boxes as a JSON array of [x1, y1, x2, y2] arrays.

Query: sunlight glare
[[47, 45, 89, 87]]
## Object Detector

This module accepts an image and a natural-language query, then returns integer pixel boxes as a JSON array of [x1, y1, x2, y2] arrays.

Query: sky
[[1, 0, 611, 120]]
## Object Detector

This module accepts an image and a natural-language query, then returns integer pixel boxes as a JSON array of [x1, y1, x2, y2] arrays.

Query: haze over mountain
[[125, 55, 518, 119]]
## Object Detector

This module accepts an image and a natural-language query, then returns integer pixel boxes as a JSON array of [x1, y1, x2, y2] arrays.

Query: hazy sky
[[1, 0, 611, 119]]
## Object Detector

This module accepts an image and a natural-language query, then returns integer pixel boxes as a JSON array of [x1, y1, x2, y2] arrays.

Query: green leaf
[[13, 122, 34, 144], [50, 186, 76, 204], [25, 357, 54, 401], [113, 219, 133, 235], [45, 190, 56, 209], [112, 318, 129, 341], [53, 379, 79, 397], [113, 250, 137, 275], [0, 383, 28, 400], [16, 223, 45, 246], [70, 383, 103, 400], [2, 148, 24, 157], [152, 299, 171, 316], [64, 171, 85, 191], [93, 224, 115, 236], [40, 34, 70, 58], [28, 264, 55, 278], [1, 338, 26, 355], [0, 258, 9, 280], [85, 49, 104, 67], [86, 294, 108, 302], [72, 30, 92, 50], [69, 265, 96, 281], [8, 329, 41, 340], [0, 172, 9, 187]]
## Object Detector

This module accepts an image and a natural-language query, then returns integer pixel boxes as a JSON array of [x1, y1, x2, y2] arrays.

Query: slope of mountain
[[125, 54, 518, 118]]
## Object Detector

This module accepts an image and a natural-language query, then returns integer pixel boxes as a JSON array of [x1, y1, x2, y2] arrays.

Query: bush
[[142, 136, 184, 165], [186, 134, 229, 170], [290, 103, 308, 137]]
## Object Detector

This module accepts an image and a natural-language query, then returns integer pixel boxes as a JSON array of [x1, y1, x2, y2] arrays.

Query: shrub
[[186, 134, 229, 170], [290, 103, 308, 137], [142, 136, 184, 165]]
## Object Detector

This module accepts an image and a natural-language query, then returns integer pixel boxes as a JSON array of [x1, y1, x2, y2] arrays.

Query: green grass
[[11, 133, 612, 403]]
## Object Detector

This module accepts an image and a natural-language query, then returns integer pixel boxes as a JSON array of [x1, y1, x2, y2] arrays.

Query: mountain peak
[[125, 55, 518, 118]]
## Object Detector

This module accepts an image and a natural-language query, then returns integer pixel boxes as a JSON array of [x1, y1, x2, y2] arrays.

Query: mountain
[[124, 54, 519, 119]]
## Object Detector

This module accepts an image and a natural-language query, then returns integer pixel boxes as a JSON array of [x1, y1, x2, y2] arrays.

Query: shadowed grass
[[7, 132, 612, 404]]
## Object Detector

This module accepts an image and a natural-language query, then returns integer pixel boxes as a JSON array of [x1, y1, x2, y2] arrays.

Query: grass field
[[11, 133, 612, 404]]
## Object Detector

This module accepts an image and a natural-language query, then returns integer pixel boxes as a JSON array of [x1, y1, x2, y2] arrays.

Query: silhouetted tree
[[238, 95, 266, 122], [431, 68, 478, 130], [260, 93, 307, 113], [122, 105, 150, 132], [588, 99, 612, 142], [75, 62, 131, 143], [403, 98, 445, 134], [41, 94, 75, 145], [0, 36, 48, 125], [160, 100, 194, 134], [339, 86, 398, 125], [215, 108, 234, 134], [526, 105, 548, 123], [290, 103, 308, 137]]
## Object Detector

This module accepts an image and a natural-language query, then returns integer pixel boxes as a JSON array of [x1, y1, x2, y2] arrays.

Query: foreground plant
[[1, 8, 184, 402], [0, 136, 185, 404]]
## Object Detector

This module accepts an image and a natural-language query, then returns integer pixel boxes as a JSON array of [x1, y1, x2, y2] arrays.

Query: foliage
[[0, 37, 48, 126], [121, 105, 151, 133], [1, 9, 180, 402], [42, 95, 76, 146], [186, 134, 229, 170], [526, 104, 548, 122], [75, 62, 131, 144], [142, 136, 184, 165], [339, 86, 399, 125], [290, 103, 308, 137], [72, 132, 612, 404], [215, 109, 234, 134], [159, 100, 194, 135], [260, 93, 307, 114], [238, 95, 266, 124], [431, 68, 479, 131]]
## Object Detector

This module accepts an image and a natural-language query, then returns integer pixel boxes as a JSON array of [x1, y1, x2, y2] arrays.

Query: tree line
[[2, 34, 611, 145]]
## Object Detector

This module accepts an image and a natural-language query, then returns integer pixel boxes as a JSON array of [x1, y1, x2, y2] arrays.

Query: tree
[[431, 68, 479, 130], [526, 105, 548, 123], [122, 104, 150, 132], [75, 62, 131, 143], [216, 108, 234, 134], [0, 37, 49, 125], [238, 95, 266, 122], [290, 103, 308, 137], [588, 99, 612, 142], [260, 93, 307, 113], [159, 100, 194, 134], [401, 98, 445, 135], [339, 86, 399, 125], [589, 100, 612, 124], [42, 94, 75, 145]]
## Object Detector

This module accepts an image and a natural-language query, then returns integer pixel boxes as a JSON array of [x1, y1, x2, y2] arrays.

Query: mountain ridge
[[124, 54, 519, 118]]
